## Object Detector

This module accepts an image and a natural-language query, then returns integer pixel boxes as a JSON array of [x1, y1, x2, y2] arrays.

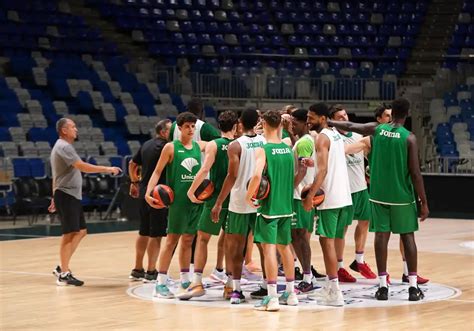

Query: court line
[[0, 270, 133, 282], [446, 299, 474, 303], [0, 233, 54, 238]]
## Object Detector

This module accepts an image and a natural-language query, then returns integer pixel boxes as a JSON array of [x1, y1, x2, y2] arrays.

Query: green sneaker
[[175, 281, 192, 298], [153, 284, 174, 299], [254, 295, 280, 311], [279, 291, 299, 306]]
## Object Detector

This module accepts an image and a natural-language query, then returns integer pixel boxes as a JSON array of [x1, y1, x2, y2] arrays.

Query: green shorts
[[254, 215, 292, 245], [168, 202, 201, 235], [198, 206, 228, 236], [316, 206, 353, 239], [352, 189, 371, 221], [369, 201, 418, 234], [291, 199, 314, 232], [225, 211, 256, 236]]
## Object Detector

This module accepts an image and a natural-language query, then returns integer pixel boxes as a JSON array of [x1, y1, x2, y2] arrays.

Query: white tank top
[[229, 134, 266, 214], [293, 134, 316, 200], [173, 119, 204, 142], [342, 132, 367, 194], [318, 128, 352, 210]]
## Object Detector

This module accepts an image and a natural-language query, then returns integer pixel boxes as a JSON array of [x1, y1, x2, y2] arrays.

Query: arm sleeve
[[58, 145, 81, 166], [201, 123, 221, 141], [132, 146, 143, 165], [295, 138, 313, 158]]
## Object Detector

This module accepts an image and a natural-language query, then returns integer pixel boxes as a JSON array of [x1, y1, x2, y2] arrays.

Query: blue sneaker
[[254, 295, 280, 311], [153, 284, 174, 299]]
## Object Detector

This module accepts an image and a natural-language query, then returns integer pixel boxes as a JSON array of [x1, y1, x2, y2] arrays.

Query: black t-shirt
[[132, 137, 167, 197]]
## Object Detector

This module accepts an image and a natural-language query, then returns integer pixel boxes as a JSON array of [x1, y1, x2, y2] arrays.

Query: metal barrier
[[424, 157, 474, 175]]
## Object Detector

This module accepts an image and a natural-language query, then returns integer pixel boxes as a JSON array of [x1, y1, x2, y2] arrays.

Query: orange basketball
[[195, 179, 215, 201], [301, 186, 325, 207], [247, 175, 270, 200], [151, 184, 174, 208]]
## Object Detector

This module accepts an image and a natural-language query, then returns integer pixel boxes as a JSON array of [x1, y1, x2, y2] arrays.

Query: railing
[[423, 157, 474, 175]]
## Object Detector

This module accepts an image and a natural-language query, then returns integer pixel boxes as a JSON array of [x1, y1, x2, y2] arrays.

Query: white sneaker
[[279, 291, 299, 306], [307, 283, 329, 300], [254, 296, 280, 311], [317, 288, 344, 307], [209, 268, 227, 283]]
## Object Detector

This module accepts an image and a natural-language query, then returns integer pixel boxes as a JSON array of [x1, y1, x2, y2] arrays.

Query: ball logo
[[180, 157, 199, 173]]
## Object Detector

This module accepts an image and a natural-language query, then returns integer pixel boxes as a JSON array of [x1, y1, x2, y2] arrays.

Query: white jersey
[[318, 128, 352, 210], [173, 119, 205, 141], [342, 132, 367, 194], [293, 134, 316, 200], [228, 134, 266, 214]]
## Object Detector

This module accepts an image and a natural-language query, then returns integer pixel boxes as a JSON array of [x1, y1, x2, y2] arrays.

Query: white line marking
[[0, 270, 131, 282]]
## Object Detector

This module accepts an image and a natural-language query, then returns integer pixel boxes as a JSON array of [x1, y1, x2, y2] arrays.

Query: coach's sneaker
[[129, 268, 145, 281], [338, 267, 356, 283], [223, 285, 233, 299], [210, 268, 227, 283], [279, 291, 298, 306], [250, 286, 268, 299], [318, 288, 344, 307], [230, 290, 246, 304], [311, 266, 326, 280], [375, 286, 389, 301], [349, 260, 377, 279], [153, 284, 174, 299], [402, 274, 430, 285], [408, 286, 425, 301], [56, 272, 84, 286], [254, 296, 280, 311], [176, 283, 205, 300], [143, 270, 158, 283]]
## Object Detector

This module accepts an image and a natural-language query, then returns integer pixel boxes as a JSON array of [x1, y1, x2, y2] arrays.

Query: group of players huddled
[[129, 98, 429, 311]]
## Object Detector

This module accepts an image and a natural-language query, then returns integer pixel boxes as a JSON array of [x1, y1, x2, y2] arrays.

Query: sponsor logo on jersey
[[181, 174, 196, 181], [271, 147, 292, 155], [380, 129, 401, 138], [221, 144, 229, 151], [180, 157, 199, 172], [246, 142, 264, 149]]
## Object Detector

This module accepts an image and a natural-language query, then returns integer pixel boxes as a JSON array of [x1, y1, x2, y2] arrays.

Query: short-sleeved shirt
[[51, 139, 82, 200], [132, 137, 167, 197]]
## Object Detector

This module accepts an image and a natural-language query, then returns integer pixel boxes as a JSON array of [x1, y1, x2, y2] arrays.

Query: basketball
[[247, 175, 270, 200], [194, 179, 215, 201], [301, 186, 325, 207], [150, 184, 174, 208]]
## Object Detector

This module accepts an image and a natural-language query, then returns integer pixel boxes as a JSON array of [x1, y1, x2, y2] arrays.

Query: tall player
[[212, 108, 266, 304], [329, 105, 377, 282], [303, 103, 352, 307], [145, 112, 207, 298], [328, 98, 429, 301], [246, 110, 298, 311], [176, 111, 239, 299]]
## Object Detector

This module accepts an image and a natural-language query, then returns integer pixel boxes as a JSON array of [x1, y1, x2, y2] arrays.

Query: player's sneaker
[[242, 265, 261, 281], [223, 285, 233, 299], [209, 269, 228, 283], [294, 267, 303, 280], [296, 281, 314, 293], [408, 286, 425, 301], [175, 283, 205, 300], [338, 267, 356, 283], [254, 296, 280, 311], [402, 274, 430, 285], [279, 291, 298, 306], [349, 260, 377, 279], [250, 286, 268, 299], [174, 281, 191, 298], [387, 274, 391, 285], [311, 266, 326, 280], [277, 264, 285, 277], [230, 290, 246, 304], [56, 272, 84, 286], [53, 265, 61, 277], [245, 261, 262, 272], [143, 270, 158, 283], [375, 286, 389, 301], [317, 288, 344, 307], [129, 268, 145, 281], [153, 284, 174, 299]]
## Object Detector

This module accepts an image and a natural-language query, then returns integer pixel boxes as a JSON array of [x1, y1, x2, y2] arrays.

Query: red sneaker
[[349, 260, 377, 279], [387, 273, 391, 285], [338, 267, 356, 282], [402, 274, 430, 285]]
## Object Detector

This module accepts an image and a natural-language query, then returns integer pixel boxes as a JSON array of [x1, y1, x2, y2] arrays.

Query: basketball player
[[303, 103, 352, 306], [176, 111, 239, 299], [329, 105, 377, 282], [128, 119, 171, 282], [246, 110, 298, 311], [211, 108, 266, 304], [145, 112, 207, 298], [328, 98, 429, 301], [49, 118, 121, 286]]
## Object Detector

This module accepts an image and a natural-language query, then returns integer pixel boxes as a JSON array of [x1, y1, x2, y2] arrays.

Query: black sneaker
[[53, 265, 61, 277], [295, 267, 303, 280], [375, 286, 389, 300], [56, 272, 84, 286], [296, 281, 314, 293], [311, 265, 326, 279], [144, 270, 158, 282], [129, 268, 145, 280], [408, 286, 425, 301], [250, 287, 268, 299], [278, 264, 285, 276]]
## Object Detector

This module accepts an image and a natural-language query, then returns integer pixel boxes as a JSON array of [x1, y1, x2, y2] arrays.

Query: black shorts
[[139, 198, 168, 237], [54, 190, 86, 235]]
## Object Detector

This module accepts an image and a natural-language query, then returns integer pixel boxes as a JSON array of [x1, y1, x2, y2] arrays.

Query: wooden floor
[[1, 218, 473, 330]]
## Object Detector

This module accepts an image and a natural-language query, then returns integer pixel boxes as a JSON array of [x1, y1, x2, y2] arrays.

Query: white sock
[[267, 283, 277, 298], [403, 261, 409, 276], [409, 274, 417, 287], [192, 272, 202, 284], [233, 279, 241, 291], [158, 273, 168, 285], [226, 275, 232, 287], [180, 271, 190, 284], [262, 279, 268, 289], [355, 253, 364, 264], [338, 260, 344, 269], [303, 273, 312, 283], [286, 280, 295, 293], [379, 274, 388, 288]]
